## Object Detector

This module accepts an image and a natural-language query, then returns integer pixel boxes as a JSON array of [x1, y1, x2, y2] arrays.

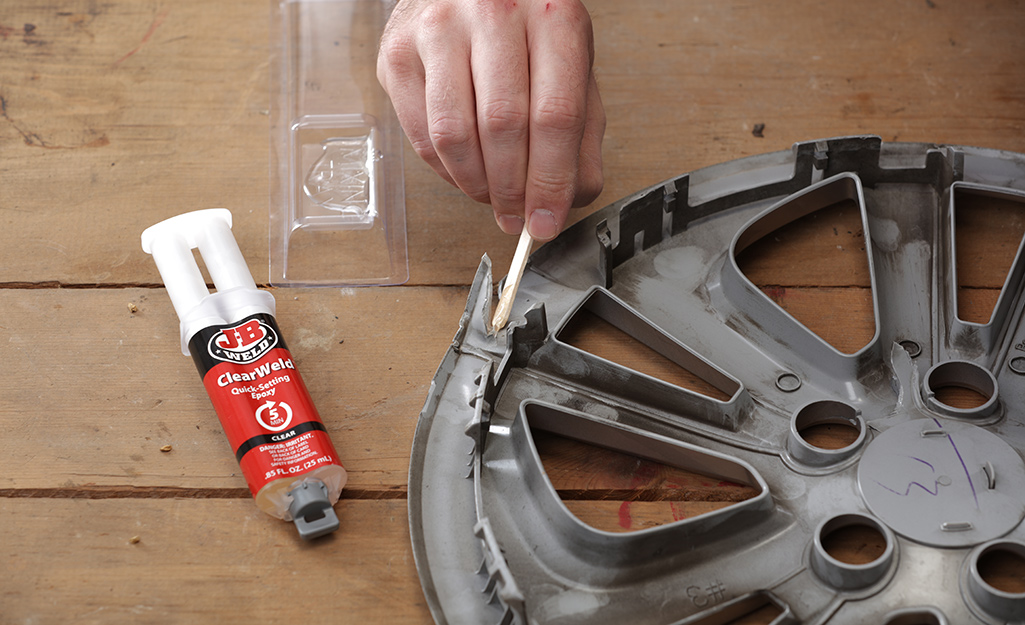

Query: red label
[[201, 345, 342, 496]]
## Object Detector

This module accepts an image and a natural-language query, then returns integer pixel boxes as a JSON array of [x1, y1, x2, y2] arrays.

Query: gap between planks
[[0, 486, 407, 500], [0, 486, 747, 503], [0, 281, 477, 289], [0, 281, 166, 289]]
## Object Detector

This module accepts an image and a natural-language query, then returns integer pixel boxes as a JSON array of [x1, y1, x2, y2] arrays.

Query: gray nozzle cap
[[287, 478, 340, 540]]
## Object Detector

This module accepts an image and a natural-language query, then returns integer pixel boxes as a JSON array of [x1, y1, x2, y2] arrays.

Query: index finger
[[523, 0, 594, 242]]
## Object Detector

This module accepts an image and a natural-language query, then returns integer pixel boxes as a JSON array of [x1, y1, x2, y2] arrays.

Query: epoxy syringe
[[142, 209, 346, 540]]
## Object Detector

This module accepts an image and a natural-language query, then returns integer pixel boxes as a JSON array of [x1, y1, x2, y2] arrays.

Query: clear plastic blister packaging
[[270, 0, 408, 286]]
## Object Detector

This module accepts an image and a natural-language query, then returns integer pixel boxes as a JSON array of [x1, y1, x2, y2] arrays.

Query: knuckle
[[478, 100, 530, 140], [418, 1, 459, 30], [377, 34, 420, 83], [533, 95, 587, 134], [428, 116, 476, 155], [467, 186, 492, 204], [539, 0, 593, 36], [455, 174, 491, 204], [556, 0, 593, 27], [529, 170, 576, 202], [489, 184, 527, 207], [408, 135, 439, 163], [378, 29, 415, 65]]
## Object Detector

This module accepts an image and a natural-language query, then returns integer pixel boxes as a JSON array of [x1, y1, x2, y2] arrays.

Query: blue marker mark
[[873, 478, 942, 497]]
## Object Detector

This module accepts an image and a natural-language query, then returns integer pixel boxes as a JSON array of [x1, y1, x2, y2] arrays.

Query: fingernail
[[497, 215, 524, 235], [527, 210, 558, 241]]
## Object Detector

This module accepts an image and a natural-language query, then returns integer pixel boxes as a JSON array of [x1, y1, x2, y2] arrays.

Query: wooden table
[[2, 0, 1023, 623]]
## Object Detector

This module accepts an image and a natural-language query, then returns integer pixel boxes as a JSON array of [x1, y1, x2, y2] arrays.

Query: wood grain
[[0, 499, 432, 624], [2, 0, 1024, 622], [558, 309, 735, 401], [534, 431, 759, 534], [0, 287, 466, 492], [1, 0, 1023, 287], [955, 189, 1025, 322]]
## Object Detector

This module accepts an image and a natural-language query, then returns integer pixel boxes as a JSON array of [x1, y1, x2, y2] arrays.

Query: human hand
[[377, 0, 605, 242]]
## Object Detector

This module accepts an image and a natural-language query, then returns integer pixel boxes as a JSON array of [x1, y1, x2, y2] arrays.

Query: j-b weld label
[[189, 313, 343, 496]]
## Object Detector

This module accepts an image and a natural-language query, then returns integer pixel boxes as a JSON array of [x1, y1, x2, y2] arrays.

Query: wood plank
[[558, 309, 734, 401], [3, 1, 1024, 623], [737, 192, 1025, 293], [7, 497, 1020, 624], [736, 200, 870, 289], [534, 431, 758, 502], [0, 287, 465, 492], [591, 0, 1025, 182], [0, 0, 506, 287], [562, 500, 742, 534], [956, 190, 1025, 322], [1, 0, 1022, 286], [0, 498, 432, 624], [0, 282, 1001, 493], [535, 430, 759, 534], [761, 284, 999, 354], [0, 0, 274, 283]]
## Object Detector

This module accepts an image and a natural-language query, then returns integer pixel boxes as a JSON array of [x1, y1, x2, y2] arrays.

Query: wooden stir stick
[[491, 227, 535, 331]]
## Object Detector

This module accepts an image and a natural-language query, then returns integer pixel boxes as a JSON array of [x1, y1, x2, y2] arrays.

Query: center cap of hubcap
[[858, 418, 1025, 548]]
